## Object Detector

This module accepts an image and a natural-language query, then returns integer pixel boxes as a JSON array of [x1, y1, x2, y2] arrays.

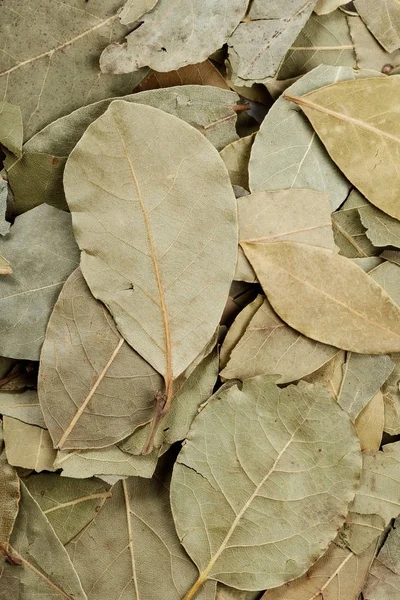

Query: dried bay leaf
[[341, 512, 385, 555], [67, 457, 216, 600], [24, 473, 111, 545], [241, 241, 400, 353], [39, 268, 163, 451], [220, 133, 256, 191], [3, 417, 56, 473], [332, 189, 379, 258], [6, 85, 239, 214], [0, 102, 23, 158], [337, 353, 394, 421], [0, 178, 10, 237], [0, 255, 11, 276], [382, 249, 400, 267], [369, 260, 400, 306], [285, 77, 400, 220], [118, 0, 159, 24], [172, 377, 361, 594], [217, 586, 259, 600], [249, 65, 355, 209], [227, 0, 318, 86], [137, 60, 229, 91], [314, 0, 347, 15], [363, 518, 400, 599], [359, 202, 400, 248], [303, 349, 345, 398], [277, 9, 356, 80], [354, 0, 400, 53], [220, 297, 338, 384], [0, 390, 45, 428], [0, 423, 20, 546], [64, 100, 237, 437], [0, 0, 147, 140], [0, 482, 87, 600], [348, 14, 400, 73], [0, 204, 79, 360], [100, 0, 248, 74], [382, 357, 400, 435], [355, 391, 385, 452]]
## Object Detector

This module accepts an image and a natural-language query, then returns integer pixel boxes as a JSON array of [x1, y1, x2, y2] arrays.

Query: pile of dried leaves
[[1, 1, 400, 599]]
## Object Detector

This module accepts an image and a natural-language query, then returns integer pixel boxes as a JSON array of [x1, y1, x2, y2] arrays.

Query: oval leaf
[[171, 376, 361, 594], [241, 241, 400, 354]]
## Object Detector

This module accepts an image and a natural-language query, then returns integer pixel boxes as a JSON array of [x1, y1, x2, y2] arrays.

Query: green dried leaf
[[0, 204, 79, 360], [0, 423, 19, 545], [382, 357, 400, 435], [100, 0, 248, 74], [241, 241, 400, 353], [332, 189, 379, 258], [118, 0, 158, 24], [0, 0, 147, 140], [24, 473, 111, 545], [314, 0, 347, 15], [342, 512, 385, 554], [363, 519, 400, 599], [64, 100, 237, 420], [0, 390, 45, 428], [286, 77, 400, 220], [217, 586, 259, 600], [0, 102, 23, 158], [39, 268, 162, 451], [359, 202, 400, 248], [220, 133, 256, 191], [5, 85, 239, 214], [369, 260, 400, 305], [348, 14, 400, 73], [171, 377, 361, 593], [3, 417, 56, 473], [354, 0, 400, 53], [0, 178, 10, 237]]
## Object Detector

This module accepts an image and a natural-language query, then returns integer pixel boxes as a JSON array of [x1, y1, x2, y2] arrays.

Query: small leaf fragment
[[3, 418, 56, 473]]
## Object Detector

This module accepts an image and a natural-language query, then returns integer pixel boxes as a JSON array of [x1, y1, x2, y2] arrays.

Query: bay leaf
[[0, 423, 20, 545], [261, 536, 378, 599], [6, 85, 239, 214], [3, 417, 56, 473], [66, 456, 216, 600], [382, 358, 400, 435], [348, 13, 400, 73], [0, 482, 87, 599], [100, 0, 248, 74], [337, 353, 394, 421], [359, 202, 400, 248], [248, 65, 355, 209], [0, 102, 23, 157], [220, 133, 256, 191], [341, 512, 385, 555], [55, 444, 158, 480], [285, 77, 400, 220], [303, 349, 345, 399], [0, 177, 10, 237], [332, 189, 379, 258], [0, 204, 79, 360], [220, 297, 338, 384], [363, 518, 400, 599], [217, 586, 259, 600], [171, 377, 361, 594], [39, 268, 163, 451], [277, 9, 356, 80], [354, 0, 400, 53], [137, 60, 229, 91], [64, 100, 237, 422], [381, 249, 400, 267], [241, 241, 400, 353], [227, 0, 318, 86], [0, 255, 11, 276], [314, 0, 347, 15], [118, 0, 159, 24], [355, 391, 385, 451], [0, 0, 147, 140], [24, 473, 111, 545], [369, 259, 400, 305], [0, 390, 45, 428]]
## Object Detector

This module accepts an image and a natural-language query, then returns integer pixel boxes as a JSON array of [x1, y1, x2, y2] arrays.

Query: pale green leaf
[[341, 512, 385, 554], [354, 0, 400, 53], [359, 202, 400, 248], [0, 0, 147, 140], [220, 297, 338, 384], [171, 377, 361, 593], [241, 241, 400, 353], [285, 77, 400, 220], [39, 268, 162, 451], [227, 0, 318, 85], [332, 189, 379, 258], [220, 133, 256, 191], [369, 260, 400, 305], [220, 295, 264, 370], [118, 0, 158, 24], [5, 85, 239, 214], [64, 101, 237, 397], [0, 390, 45, 428], [0, 482, 87, 599], [0, 102, 22, 157], [100, 0, 248, 74], [217, 586, 259, 600], [363, 518, 400, 599], [381, 249, 400, 267], [355, 391, 385, 451], [314, 0, 347, 15], [67, 457, 216, 600], [277, 10, 356, 80], [0, 204, 79, 360], [24, 473, 111, 545], [382, 357, 400, 435], [0, 423, 19, 545], [348, 13, 400, 73], [3, 417, 56, 473]]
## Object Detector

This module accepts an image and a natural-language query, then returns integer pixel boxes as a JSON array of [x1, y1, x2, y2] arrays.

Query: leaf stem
[[141, 381, 173, 454], [183, 573, 208, 600]]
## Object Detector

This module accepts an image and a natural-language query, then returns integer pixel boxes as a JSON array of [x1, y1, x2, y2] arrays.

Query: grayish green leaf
[[359, 202, 400, 248], [0, 178, 10, 237], [348, 14, 400, 73], [217, 585, 259, 600], [220, 295, 264, 370], [382, 357, 400, 435], [0, 390, 45, 428], [3, 417, 56, 473], [369, 260, 400, 305], [314, 0, 347, 15], [0, 102, 23, 157], [220, 133, 255, 191], [332, 189, 379, 258], [354, 0, 400, 53], [0, 423, 20, 545], [171, 377, 361, 592], [118, 0, 158, 24], [341, 512, 385, 555], [363, 518, 400, 599], [0, 204, 79, 360]]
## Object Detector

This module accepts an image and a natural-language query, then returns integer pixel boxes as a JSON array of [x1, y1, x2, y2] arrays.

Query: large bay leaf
[[285, 77, 400, 220], [354, 0, 400, 53], [248, 65, 355, 209], [39, 268, 163, 451], [0, 424, 19, 546], [3, 417, 56, 473], [359, 201, 400, 248], [348, 13, 400, 73], [64, 100, 237, 414], [0, 204, 79, 360], [0, 390, 45, 428], [363, 518, 400, 599], [0, 482, 87, 599], [262, 535, 378, 599], [227, 0, 318, 86], [277, 9, 356, 80], [241, 241, 400, 353], [24, 473, 111, 545], [67, 457, 216, 600], [100, 0, 248, 74], [337, 353, 394, 420], [355, 391, 385, 452], [171, 377, 361, 594], [5, 86, 239, 214], [220, 133, 256, 191], [220, 297, 338, 384], [0, 0, 147, 140], [137, 60, 229, 91], [332, 189, 379, 258]]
